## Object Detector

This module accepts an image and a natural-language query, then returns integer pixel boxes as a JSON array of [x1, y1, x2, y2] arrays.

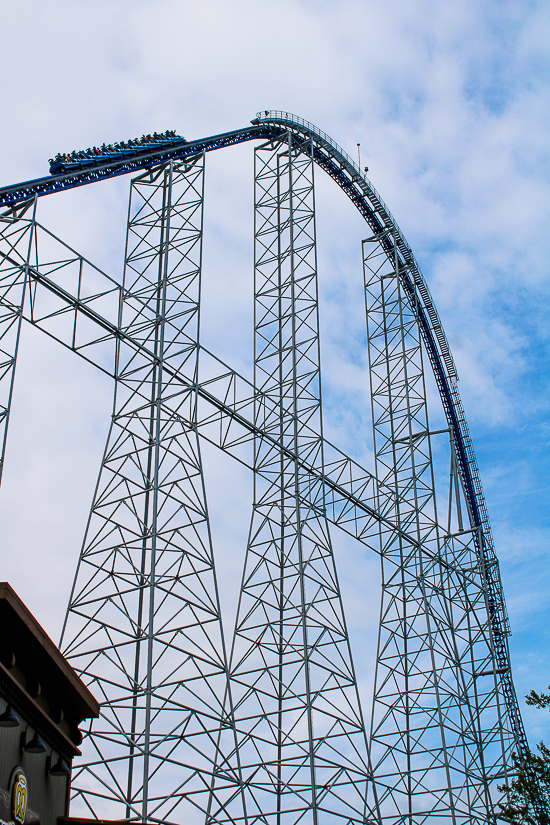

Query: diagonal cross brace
[[17, 251, 455, 561], [0, 225, 485, 588]]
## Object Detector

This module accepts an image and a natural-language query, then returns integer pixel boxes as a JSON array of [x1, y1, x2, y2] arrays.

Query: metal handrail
[[256, 110, 397, 224], [255, 111, 458, 380]]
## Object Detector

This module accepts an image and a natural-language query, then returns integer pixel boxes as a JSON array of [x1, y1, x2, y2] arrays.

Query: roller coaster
[[48, 130, 186, 174], [0, 111, 527, 825]]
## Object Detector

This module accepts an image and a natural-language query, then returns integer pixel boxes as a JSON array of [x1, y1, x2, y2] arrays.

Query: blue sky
[[0, 0, 549, 749]]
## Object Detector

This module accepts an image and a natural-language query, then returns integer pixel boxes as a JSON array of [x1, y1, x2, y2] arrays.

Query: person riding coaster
[[49, 130, 185, 173]]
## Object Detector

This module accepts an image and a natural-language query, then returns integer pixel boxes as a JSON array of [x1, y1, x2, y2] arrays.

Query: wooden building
[[0, 583, 102, 825]]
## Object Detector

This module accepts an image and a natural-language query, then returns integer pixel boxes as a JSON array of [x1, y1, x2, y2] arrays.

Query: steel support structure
[[60, 155, 243, 825], [222, 135, 379, 825], [0, 112, 528, 825], [0, 200, 36, 482], [363, 236, 515, 823]]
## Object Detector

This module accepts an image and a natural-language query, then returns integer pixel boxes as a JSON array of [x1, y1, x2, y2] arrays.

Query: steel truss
[[59, 156, 243, 825], [0, 200, 35, 483], [220, 134, 379, 825], [0, 114, 524, 825], [363, 239, 513, 823]]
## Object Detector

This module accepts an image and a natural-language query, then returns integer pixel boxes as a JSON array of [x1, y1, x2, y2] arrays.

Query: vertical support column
[[363, 237, 508, 823], [224, 135, 379, 825], [61, 156, 241, 825], [0, 202, 35, 484]]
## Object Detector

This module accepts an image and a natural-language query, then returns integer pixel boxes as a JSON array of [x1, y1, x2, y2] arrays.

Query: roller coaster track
[[0, 112, 527, 823], [0, 110, 524, 755]]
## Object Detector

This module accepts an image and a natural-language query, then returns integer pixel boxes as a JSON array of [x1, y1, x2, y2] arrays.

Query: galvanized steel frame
[[0, 113, 526, 825], [363, 236, 512, 823], [221, 132, 380, 825], [59, 155, 244, 825]]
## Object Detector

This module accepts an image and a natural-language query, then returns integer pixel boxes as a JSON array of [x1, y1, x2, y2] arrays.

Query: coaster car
[[49, 131, 186, 175]]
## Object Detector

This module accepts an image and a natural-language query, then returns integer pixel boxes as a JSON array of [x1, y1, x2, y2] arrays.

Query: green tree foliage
[[527, 690, 550, 711], [497, 686, 550, 824]]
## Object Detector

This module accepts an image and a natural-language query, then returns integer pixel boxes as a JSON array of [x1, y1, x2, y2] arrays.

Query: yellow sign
[[11, 770, 27, 825]]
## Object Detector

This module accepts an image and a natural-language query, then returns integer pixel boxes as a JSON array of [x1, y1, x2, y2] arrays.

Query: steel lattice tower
[[224, 136, 379, 825], [0, 112, 526, 825]]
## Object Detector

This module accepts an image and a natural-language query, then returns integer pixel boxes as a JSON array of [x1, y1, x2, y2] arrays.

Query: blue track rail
[[0, 112, 526, 756]]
